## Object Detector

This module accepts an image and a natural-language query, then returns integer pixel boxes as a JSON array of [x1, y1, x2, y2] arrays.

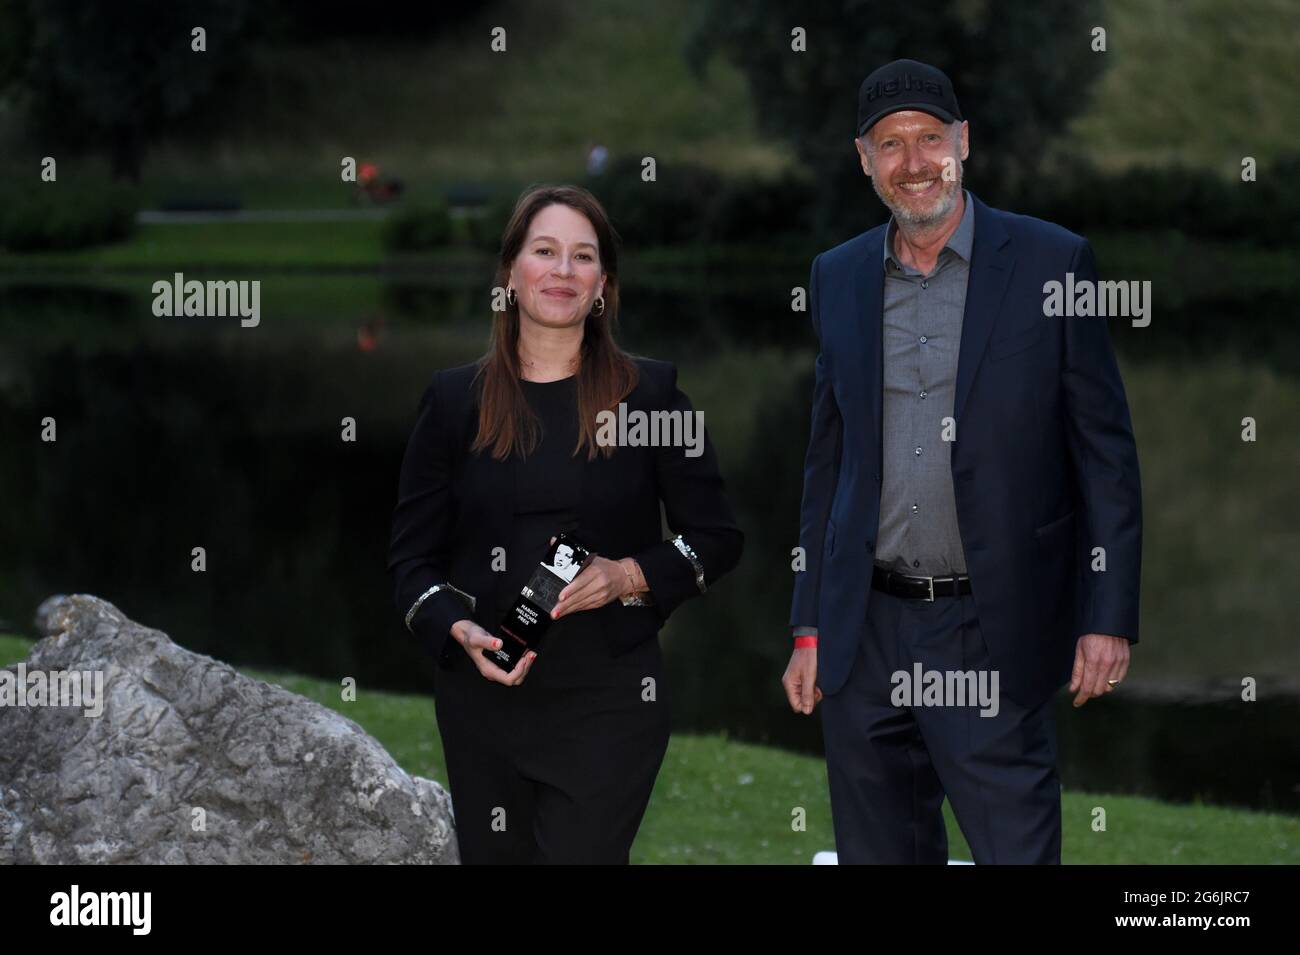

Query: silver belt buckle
[[924, 575, 935, 601]]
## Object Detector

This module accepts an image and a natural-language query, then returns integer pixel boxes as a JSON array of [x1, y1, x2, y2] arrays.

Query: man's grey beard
[[872, 159, 963, 228]]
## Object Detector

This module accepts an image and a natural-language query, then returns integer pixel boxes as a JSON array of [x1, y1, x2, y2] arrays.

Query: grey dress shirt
[[793, 191, 974, 641]]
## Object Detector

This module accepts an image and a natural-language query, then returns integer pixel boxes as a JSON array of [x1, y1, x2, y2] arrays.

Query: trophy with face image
[[484, 533, 594, 671]]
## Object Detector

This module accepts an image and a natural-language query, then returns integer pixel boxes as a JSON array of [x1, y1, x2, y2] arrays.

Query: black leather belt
[[871, 563, 972, 600]]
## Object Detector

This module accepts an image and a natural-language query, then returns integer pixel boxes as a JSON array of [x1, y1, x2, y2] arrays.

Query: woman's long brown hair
[[470, 184, 640, 461]]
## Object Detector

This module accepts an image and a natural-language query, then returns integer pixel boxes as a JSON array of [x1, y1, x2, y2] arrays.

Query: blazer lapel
[[852, 228, 886, 463], [953, 194, 1013, 423], [478, 444, 516, 553]]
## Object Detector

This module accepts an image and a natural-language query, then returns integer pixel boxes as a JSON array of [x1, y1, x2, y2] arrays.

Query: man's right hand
[[782, 647, 823, 715], [450, 619, 536, 686]]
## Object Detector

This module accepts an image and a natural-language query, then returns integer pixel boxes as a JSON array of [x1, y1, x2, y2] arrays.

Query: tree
[[0, 0, 251, 181], [684, 0, 1107, 243]]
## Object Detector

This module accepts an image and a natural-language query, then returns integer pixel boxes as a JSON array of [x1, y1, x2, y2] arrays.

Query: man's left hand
[[1070, 633, 1131, 707]]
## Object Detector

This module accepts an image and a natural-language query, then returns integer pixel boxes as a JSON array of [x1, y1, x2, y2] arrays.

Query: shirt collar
[[883, 189, 974, 269]]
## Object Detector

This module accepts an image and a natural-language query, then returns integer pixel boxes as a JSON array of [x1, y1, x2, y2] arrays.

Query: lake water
[[2, 272, 1296, 815]]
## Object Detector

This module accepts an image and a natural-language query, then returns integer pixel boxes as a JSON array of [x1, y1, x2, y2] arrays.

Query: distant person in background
[[783, 59, 1142, 864], [585, 142, 609, 176], [389, 184, 743, 863]]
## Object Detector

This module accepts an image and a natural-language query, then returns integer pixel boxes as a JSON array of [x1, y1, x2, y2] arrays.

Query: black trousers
[[819, 588, 1062, 864], [432, 622, 671, 864]]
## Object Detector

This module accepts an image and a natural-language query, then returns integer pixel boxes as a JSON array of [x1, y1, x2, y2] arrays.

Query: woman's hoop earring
[[506, 286, 517, 307], [592, 296, 605, 316]]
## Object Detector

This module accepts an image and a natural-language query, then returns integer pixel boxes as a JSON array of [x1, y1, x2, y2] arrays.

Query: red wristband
[[794, 635, 818, 649]]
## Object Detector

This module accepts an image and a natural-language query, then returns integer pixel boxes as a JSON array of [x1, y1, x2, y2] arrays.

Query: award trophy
[[484, 533, 594, 672]]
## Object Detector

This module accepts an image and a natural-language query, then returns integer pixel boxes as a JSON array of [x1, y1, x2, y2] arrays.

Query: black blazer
[[389, 356, 744, 668]]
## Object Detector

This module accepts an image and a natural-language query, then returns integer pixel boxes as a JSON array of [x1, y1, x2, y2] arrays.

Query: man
[[781, 59, 1142, 864]]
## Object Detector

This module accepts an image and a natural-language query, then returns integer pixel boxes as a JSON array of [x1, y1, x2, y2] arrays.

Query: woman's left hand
[[552, 554, 629, 618]]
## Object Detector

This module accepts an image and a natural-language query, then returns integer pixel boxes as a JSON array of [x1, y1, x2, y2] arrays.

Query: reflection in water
[[356, 315, 387, 353], [1, 278, 1296, 815]]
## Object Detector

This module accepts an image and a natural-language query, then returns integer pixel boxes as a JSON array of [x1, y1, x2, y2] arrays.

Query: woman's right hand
[[450, 619, 536, 685]]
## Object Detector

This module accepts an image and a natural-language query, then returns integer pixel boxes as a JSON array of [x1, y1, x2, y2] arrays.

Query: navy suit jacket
[[790, 192, 1142, 707]]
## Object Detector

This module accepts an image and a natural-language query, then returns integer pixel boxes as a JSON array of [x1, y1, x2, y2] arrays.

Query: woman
[[388, 184, 744, 864]]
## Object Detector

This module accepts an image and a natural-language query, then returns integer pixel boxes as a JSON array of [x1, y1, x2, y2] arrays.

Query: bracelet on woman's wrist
[[619, 558, 637, 596]]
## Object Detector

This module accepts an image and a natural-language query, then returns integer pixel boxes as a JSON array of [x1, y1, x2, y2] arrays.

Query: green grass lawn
[[2, 634, 1294, 863]]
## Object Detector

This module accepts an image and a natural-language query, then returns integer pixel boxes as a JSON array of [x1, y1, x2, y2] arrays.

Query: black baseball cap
[[856, 59, 963, 137]]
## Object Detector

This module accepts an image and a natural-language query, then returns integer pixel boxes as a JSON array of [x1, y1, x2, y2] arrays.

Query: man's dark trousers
[[819, 586, 1062, 864]]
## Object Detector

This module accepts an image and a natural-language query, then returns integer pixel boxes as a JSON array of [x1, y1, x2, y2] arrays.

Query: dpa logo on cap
[[856, 58, 963, 136]]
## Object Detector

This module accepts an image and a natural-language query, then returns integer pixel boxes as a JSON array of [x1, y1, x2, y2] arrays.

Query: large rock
[[0, 594, 458, 864]]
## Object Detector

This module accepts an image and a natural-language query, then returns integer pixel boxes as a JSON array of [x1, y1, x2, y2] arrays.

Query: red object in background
[[356, 316, 387, 352], [355, 160, 404, 204]]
